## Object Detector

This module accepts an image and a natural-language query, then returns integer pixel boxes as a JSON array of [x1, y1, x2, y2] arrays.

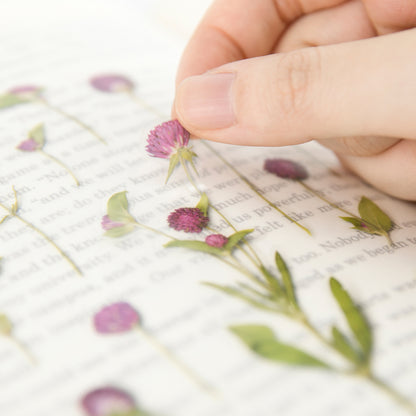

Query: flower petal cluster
[[146, 120, 190, 159], [90, 74, 134, 93], [168, 207, 208, 233], [264, 158, 308, 180], [17, 138, 40, 152], [205, 234, 228, 248], [94, 302, 140, 334], [81, 386, 136, 416]]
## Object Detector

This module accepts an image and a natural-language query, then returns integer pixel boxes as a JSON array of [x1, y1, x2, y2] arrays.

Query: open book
[[0, 1, 415, 415]]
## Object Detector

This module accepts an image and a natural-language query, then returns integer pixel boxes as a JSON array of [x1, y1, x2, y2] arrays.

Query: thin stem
[[133, 222, 175, 241], [8, 336, 37, 365], [135, 326, 218, 397], [0, 202, 82, 275], [126, 92, 166, 119], [38, 98, 107, 144], [38, 150, 79, 186], [201, 141, 312, 236]]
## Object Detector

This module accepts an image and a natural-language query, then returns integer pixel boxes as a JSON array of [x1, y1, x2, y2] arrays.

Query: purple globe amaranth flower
[[16, 138, 40, 152], [264, 158, 308, 180], [94, 302, 140, 334], [90, 74, 134, 93], [81, 386, 136, 416], [146, 120, 191, 159], [8, 85, 42, 99], [101, 215, 125, 231], [168, 207, 208, 233], [205, 234, 228, 248]]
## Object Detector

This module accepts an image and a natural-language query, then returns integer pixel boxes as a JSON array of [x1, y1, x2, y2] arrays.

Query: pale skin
[[173, 0, 416, 201]]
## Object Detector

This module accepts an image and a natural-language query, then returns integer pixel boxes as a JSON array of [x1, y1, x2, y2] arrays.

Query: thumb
[[174, 28, 416, 146]]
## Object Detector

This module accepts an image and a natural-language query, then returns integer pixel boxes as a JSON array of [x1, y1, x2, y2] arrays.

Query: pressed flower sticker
[[81, 386, 152, 416], [0, 186, 81, 275], [17, 123, 80, 186], [93, 302, 214, 394], [146, 120, 197, 183], [0, 314, 36, 364], [264, 158, 394, 244]]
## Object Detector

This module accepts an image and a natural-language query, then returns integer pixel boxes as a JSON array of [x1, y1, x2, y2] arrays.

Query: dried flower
[[101, 215, 125, 231], [146, 120, 190, 159], [168, 207, 208, 233], [81, 387, 136, 416], [16, 138, 40, 152], [94, 302, 140, 334], [90, 74, 134, 93], [264, 158, 308, 180], [8, 85, 42, 100], [205, 234, 228, 248]]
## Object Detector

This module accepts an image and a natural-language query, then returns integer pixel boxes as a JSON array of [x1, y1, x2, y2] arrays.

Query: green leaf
[[0, 93, 29, 109], [230, 324, 329, 368], [203, 282, 280, 312], [110, 410, 153, 416], [164, 239, 225, 256], [165, 153, 180, 184], [196, 192, 209, 216], [259, 265, 284, 297], [340, 216, 373, 232], [28, 123, 45, 147], [223, 229, 254, 251], [104, 223, 136, 238], [331, 326, 362, 365], [0, 314, 12, 336], [107, 191, 135, 223], [275, 251, 297, 307], [358, 196, 392, 233], [330, 278, 372, 360]]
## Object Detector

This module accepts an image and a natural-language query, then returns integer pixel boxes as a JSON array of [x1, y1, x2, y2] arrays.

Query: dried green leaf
[[165, 239, 225, 256], [330, 278, 372, 360], [0, 93, 29, 109], [331, 326, 362, 365], [28, 123, 45, 147], [107, 191, 135, 223], [196, 192, 209, 216], [275, 251, 297, 307], [259, 265, 284, 297], [104, 223, 136, 238], [230, 324, 329, 368], [340, 216, 375, 232], [223, 229, 254, 251], [358, 197, 392, 233], [0, 314, 12, 335], [165, 153, 179, 184]]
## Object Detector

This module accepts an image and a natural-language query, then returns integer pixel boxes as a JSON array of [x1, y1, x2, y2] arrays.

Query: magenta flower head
[[264, 158, 308, 180], [168, 207, 208, 233], [90, 74, 134, 93], [205, 234, 228, 248], [17, 138, 40, 152], [8, 85, 42, 100], [81, 386, 136, 416], [94, 302, 140, 334]]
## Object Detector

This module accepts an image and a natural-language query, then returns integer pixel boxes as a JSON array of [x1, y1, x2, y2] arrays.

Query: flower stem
[[38, 98, 107, 144], [0, 201, 82, 275], [8, 335, 37, 365], [38, 150, 79, 186], [133, 222, 175, 240], [126, 92, 166, 119], [135, 326, 218, 397], [201, 141, 312, 236]]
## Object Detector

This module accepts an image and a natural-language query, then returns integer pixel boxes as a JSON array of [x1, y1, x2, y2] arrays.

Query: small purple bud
[[167, 207, 209, 233], [16, 138, 40, 152], [264, 158, 308, 180], [81, 386, 136, 416], [94, 302, 140, 334], [101, 215, 125, 231], [146, 120, 190, 159], [90, 74, 134, 93], [205, 234, 228, 248], [8, 85, 42, 99]]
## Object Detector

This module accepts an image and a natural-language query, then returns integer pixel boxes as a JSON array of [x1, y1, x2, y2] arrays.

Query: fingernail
[[175, 73, 235, 129]]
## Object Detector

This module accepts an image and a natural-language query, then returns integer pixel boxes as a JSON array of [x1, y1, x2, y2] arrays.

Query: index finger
[[175, 0, 347, 85]]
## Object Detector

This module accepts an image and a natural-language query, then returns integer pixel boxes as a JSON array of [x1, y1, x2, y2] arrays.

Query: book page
[[0, 1, 415, 416]]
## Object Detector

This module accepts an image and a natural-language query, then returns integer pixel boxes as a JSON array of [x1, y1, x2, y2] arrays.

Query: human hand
[[173, 0, 416, 200]]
